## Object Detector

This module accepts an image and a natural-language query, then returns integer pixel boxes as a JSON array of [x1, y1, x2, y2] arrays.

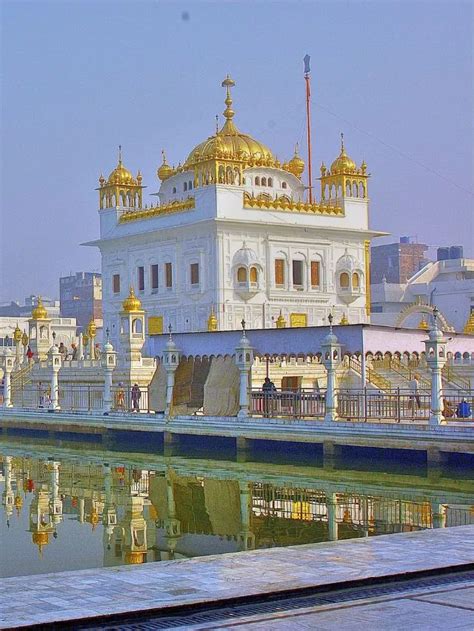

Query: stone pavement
[[1, 526, 473, 629], [188, 581, 474, 630]]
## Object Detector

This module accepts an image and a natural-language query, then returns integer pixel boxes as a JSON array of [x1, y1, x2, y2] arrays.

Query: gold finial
[[215, 115, 219, 134], [340, 313, 349, 325], [221, 74, 236, 120], [87, 317, 97, 339], [340, 132, 345, 153], [276, 310, 286, 328], [13, 323, 22, 343], [418, 315, 429, 330], [118, 144, 122, 164], [207, 305, 218, 331]]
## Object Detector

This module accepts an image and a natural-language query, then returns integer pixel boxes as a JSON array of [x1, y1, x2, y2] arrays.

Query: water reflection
[[1, 443, 473, 578]]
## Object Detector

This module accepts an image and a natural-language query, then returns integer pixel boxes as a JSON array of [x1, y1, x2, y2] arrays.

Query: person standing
[[409, 374, 420, 415], [131, 383, 141, 412]]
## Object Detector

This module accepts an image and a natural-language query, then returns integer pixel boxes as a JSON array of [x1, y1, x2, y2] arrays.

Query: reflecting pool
[[1, 436, 473, 578]]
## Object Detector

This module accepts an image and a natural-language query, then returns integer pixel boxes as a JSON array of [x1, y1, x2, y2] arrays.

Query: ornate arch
[[395, 303, 455, 332]]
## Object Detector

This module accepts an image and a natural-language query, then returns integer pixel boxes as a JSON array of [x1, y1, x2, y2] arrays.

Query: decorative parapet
[[119, 197, 195, 224], [243, 192, 344, 216]]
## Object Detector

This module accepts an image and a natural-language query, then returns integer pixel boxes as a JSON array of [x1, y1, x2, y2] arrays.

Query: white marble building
[[87, 76, 382, 347], [371, 257, 474, 333]]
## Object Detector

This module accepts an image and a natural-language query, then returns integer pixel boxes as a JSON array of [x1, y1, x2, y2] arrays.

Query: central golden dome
[[185, 75, 274, 167]]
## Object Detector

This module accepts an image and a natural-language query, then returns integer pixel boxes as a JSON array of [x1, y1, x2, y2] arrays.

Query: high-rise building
[[59, 272, 102, 330], [371, 238, 429, 284]]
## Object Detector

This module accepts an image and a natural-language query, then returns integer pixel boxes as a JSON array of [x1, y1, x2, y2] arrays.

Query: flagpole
[[304, 55, 313, 204]]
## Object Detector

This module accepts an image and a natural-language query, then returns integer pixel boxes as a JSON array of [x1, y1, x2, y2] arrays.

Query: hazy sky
[[1, 1, 473, 302]]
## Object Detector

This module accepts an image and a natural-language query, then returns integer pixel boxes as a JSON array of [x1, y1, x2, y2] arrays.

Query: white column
[[165, 368, 177, 417], [14, 340, 22, 370], [78, 333, 84, 361], [238, 368, 250, 418], [327, 492, 338, 541], [360, 352, 367, 388], [429, 365, 443, 425], [102, 341, 116, 414], [3, 349, 14, 408], [325, 366, 337, 422]]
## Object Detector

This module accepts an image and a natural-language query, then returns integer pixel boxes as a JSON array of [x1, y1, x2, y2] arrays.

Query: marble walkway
[[1, 526, 473, 629]]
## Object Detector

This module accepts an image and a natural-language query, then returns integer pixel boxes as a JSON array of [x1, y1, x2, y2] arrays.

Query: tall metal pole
[[304, 55, 313, 204]]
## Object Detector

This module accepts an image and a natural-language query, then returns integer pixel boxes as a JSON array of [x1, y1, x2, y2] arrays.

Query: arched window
[[189, 181, 193, 190], [255, 176, 260, 186], [352, 182, 358, 197], [346, 182, 351, 196], [242, 177, 247, 185], [237, 267, 247, 283], [249, 267, 258, 283], [172, 186, 176, 194], [352, 272, 360, 288], [184, 182, 187, 191], [132, 318, 143, 334], [282, 181, 287, 189], [340, 272, 350, 288], [359, 182, 365, 197], [268, 177, 273, 187], [261, 177, 267, 186]]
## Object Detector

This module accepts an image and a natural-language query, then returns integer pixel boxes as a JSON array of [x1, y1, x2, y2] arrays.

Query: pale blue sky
[[1, 0, 473, 301]]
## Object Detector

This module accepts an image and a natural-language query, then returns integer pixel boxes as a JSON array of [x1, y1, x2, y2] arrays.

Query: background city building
[[59, 272, 102, 331], [370, 237, 429, 285]]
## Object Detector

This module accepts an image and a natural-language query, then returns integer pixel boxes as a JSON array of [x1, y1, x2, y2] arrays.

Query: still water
[[1, 436, 473, 578]]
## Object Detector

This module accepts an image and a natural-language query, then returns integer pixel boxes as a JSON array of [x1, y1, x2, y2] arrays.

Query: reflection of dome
[[122, 287, 142, 312], [232, 243, 261, 268], [185, 76, 274, 167], [32, 531, 50, 553], [31, 297, 48, 320], [125, 551, 147, 564]]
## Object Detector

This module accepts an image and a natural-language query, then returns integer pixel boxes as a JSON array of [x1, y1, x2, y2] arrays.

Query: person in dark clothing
[[456, 399, 472, 419], [262, 377, 276, 417], [131, 383, 141, 412]]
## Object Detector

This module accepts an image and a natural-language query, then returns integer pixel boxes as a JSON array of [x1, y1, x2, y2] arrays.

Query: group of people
[[114, 383, 142, 412], [24, 342, 102, 363], [442, 397, 472, 419]]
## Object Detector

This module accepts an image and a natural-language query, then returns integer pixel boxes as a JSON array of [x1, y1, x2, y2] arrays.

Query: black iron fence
[[250, 388, 326, 419]]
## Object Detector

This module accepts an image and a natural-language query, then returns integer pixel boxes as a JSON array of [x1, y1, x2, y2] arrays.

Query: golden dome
[[185, 76, 274, 167], [31, 297, 48, 320], [32, 531, 50, 547], [463, 311, 474, 334], [330, 134, 357, 174], [157, 150, 174, 181], [13, 324, 22, 343], [340, 314, 349, 325], [207, 306, 218, 331], [122, 286, 142, 312], [418, 315, 430, 330], [287, 144, 305, 179], [107, 146, 138, 186]]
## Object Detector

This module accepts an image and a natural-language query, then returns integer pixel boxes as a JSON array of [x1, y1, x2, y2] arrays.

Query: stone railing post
[[322, 315, 342, 422], [48, 345, 62, 411], [162, 328, 180, 418], [2, 348, 14, 408], [235, 321, 253, 418], [424, 308, 447, 426], [102, 337, 117, 414]]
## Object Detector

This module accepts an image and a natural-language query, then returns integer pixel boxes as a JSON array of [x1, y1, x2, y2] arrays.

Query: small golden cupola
[[122, 286, 142, 312], [157, 150, 174, 181], [320, 133, 369, 202], [183, 75, 275, 187], [207, 306, 218, 331], [98, 146, 144, 210], [31, 297, 48, 320], [287, 144, 305, 179], [463, 311, 474, 335], [13, 323, 22, 343]]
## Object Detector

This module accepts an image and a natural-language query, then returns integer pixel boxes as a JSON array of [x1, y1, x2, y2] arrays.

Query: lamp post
[[102, 329, 116, 414], [13, 324, 22, 369], [21, 331, 28, 365], [424, 307, 448, 426], [48, 345, 61, 411], [2, 348, 14, 408], [162, 325, 180, 418], [235, 319, 253, 418], [322, 314, 342, 422]]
